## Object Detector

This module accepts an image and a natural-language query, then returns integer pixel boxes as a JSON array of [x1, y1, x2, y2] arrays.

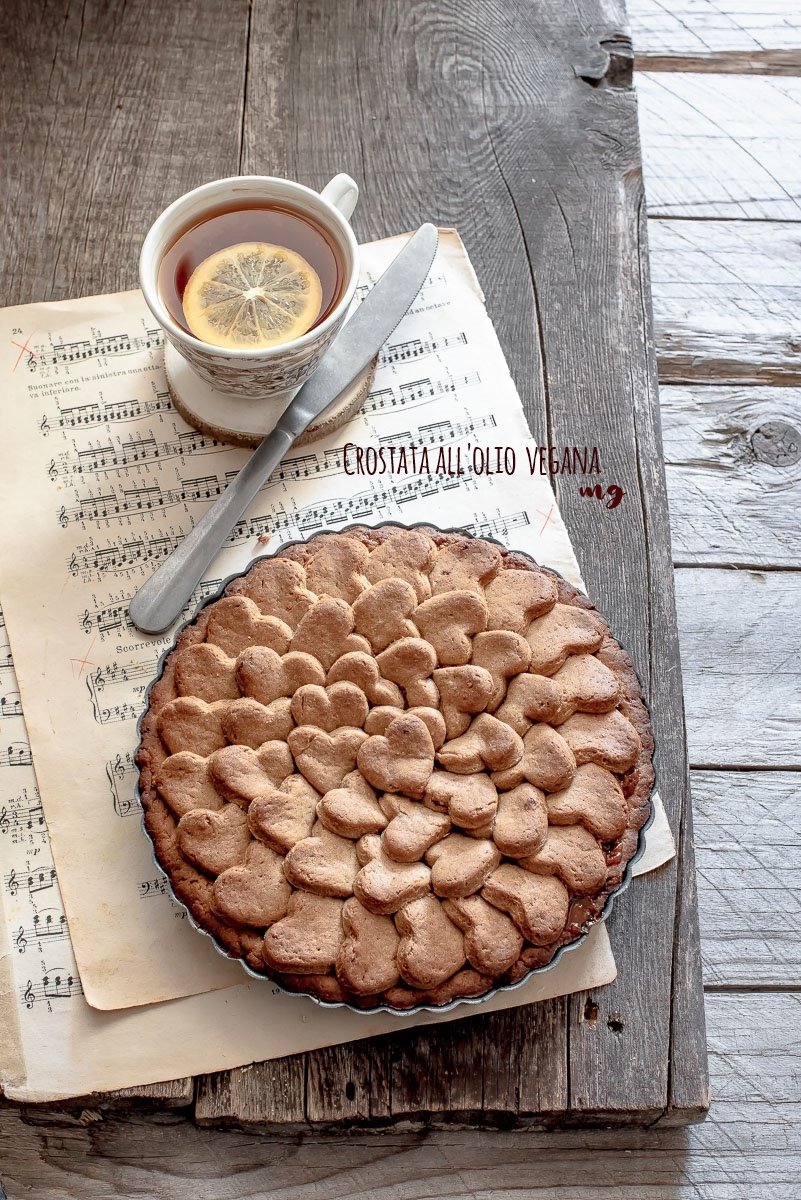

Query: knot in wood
[[750, 421, 801, 467]]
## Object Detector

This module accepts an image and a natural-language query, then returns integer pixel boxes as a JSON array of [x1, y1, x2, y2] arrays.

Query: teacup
[[139, 174, 360, 401]]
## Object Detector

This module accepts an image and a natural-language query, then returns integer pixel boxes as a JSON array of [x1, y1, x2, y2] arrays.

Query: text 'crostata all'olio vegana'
[[136, 523, 653, 1011]]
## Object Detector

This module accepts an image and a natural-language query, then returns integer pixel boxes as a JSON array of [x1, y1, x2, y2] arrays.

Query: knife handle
[[128, 424, 295, 634]]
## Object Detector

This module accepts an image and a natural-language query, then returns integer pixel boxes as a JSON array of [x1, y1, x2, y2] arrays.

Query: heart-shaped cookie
[[305, 533, 371, 602], [357, 714, 435, 800], [248, 773, 319, 852], [177, 803, 251, 876], [558, 710, 640, 772], [221, 696, 294, 747], [425, 833, 501, 898], [424, 770, 498, 830], [283, 821, 360, 896], [261, 892, 344, 974], [212, 840, 291, 927], [376, 638, 438, 707], [482, 864, 569, 945], [483, 569, 557, 633], [364, 528, 436, 600], [209, 744, 278, 807], [491, 724, 576, 792], [442, 895, 523, 975], [156, 697, 228, 757], [492, 783, 548, 857], [353, 834, 431, 914], [471, 630, 532, 710], [205, 595, 293, 659], [379, 794, 451, 862], [395, 895, 465, 988], [317, 781, 388, 838], [433, 665, 494, 738], [437, 713, 524, 774], [413, 591, 488, 666], [255, 740, 294, 785], [174, 643, 240, 703], [229, 557, 317, 629], [545, 763, 627, 840], [290, 681, 368, 732], [326, 651, 404, 707], [288, 725, 368, 793], [428, 536, 501, 593], [352, 578, 419, 651], [154, 751, 225, 817], [525, 603, 605, 675], [519, 825, 608, 894], [290, 596, 370, 669], [336, 897, 401, 995], [235, 646, 325, 706]]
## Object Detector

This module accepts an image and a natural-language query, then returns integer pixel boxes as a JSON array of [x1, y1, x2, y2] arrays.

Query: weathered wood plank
[[0, 0, 249, 1112], [188, 0, 703, 1129], [1, 995, 799, 1193], [661, 385, 801, 567], [637, 73, 801, 219], [649, 218, 801, 385], [630, 0, 801, 72], [0, 0, 249, 305], [676, 568, 801, 768], [693, 771, 801, 988]]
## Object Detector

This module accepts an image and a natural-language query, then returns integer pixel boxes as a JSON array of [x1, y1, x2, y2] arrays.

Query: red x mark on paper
[[11, 333, 36, 371]]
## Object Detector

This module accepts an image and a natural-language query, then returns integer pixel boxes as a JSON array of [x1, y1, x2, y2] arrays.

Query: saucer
[[164, 340, 377, 450]]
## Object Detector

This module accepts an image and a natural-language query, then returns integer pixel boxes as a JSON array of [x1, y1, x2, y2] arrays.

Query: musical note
[[44, 389, 171, 431], [36, 328, 161, 368], [380, 331, 467, 364], [21, 970, 83, 1005], [0, 742, 33, 768]]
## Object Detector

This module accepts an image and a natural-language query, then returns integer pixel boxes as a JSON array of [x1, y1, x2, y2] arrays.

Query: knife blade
[[129, 223, 438, 634]]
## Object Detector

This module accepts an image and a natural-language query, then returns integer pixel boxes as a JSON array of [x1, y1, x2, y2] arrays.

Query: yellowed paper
[[0, 231, 582, 1010]]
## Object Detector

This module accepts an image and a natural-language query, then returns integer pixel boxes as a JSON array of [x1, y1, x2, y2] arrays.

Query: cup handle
[[320, 173, 359, 221]]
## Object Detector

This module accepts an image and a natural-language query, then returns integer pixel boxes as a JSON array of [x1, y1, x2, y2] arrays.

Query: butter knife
[[129, 223, 438, 634]]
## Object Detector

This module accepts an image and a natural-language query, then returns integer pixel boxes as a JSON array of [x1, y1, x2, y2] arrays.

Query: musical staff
[[41, 389, 172, 433], [363, 371, 480, 415], [34, 328, 161, 369], [380, 331, 467, 364], [80, 577, 223, 638], [14, 909, 69, 953], [0, 690, 22, 719], [104, 751, 141, 819], [22, 969, 83, 1007], [0, 794, 45, 835], [48, 429, 222, 479], [0, 742, 33, 768], [5, 867, 57, 899]]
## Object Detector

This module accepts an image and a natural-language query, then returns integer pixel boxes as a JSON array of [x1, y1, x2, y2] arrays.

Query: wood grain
[[0, 0, 249, 1110], [649, 218, 801, 385], [187, 0, 705, 1128], [637, 73, 801, 219], [630, 0, 801, 54], [676, 568, 801, 768], [662, 385, 801, 567], [693, 771, 801, 988], [0, 995, 798, 1196]]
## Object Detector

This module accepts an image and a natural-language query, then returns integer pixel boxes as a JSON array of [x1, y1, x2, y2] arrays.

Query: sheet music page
[[0, 612, 620, 1104], [0, 231, 583, 1010]]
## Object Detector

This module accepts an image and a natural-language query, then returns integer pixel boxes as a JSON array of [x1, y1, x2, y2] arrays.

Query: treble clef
[[0, 806, 9, 835], [15, 926, 27, 953], [68, 552, 79, 576], [7, 868, 18, 896], [40, 414, 49, 435], [23, 980, 35, 1008], [81, 610, 93, 634], [58, 505, 68, 528]]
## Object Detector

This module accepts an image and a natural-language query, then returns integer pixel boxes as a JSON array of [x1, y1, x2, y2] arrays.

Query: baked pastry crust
[[136, 524, 654, 1010]]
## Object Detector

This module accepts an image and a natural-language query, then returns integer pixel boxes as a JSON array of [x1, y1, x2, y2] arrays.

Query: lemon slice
[[182, 241, 323, 349]]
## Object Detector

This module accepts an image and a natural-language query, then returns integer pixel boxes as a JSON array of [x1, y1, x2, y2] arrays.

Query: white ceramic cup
[[139, 174, 360, 400]]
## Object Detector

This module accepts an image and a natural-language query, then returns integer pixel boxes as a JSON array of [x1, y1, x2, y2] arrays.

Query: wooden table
[[2, 0, 800, 1193]]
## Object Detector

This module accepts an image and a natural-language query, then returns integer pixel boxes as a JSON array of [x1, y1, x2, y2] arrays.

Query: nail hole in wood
[[345, 1080, 356, 1102], [583, 997, 599, 1024], [607, 1014, 624, 1034], [751, 421, 801, 467]]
